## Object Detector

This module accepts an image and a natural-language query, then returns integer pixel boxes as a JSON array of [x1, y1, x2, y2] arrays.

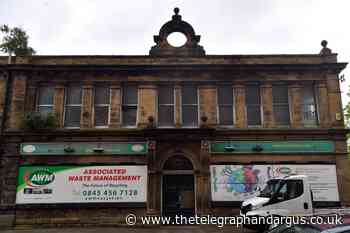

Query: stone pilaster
[[289, 83, 302, 128], [199, 140, 211, 214], [137, 85, 157, 128], [261, 82, 274, 128], [109, 82, 121, 128], [146, 141, 160, 215], [0, 143, 20, 227], [234, 84, 246, 128], [334, 140, 350, 205], [174, 84, 182, 127], [81, 82, 93, 129], [316, 81, 330, 128], [8, 73, 27, 129], [53, 84, 65, 128], [327, 74, 344, 128], [199, 85, 217, 127]]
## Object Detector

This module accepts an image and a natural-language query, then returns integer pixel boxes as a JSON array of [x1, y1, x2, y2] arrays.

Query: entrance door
[[163, 174, 195, 217]]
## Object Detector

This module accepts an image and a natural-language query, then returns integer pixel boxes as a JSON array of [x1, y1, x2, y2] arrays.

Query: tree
[[0, 24, 36, 63], [344, 86, 350, 129]]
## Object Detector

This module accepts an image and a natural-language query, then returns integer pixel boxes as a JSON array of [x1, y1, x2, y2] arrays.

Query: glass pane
[[95, 86, 110, 105], [182, 86, 197, 105], [274, 105, 290, 125], [123, 86, 138, 105], [303, 86, 316, 105], [286, 180, 303, 199], [64, 106, 81, 127], [273, 85, 289, 104], [218, 86, 233, 105], [302, 104, 317, 125], [182, 105, 198, 127], [246, 85, 260, 105], [66, 86, 82, 105], [38, 86, 54, 105], [38, 106, 53, 116], [158, 86, 174, 105], [219, 105, 233, 125], [122, 108, 137, 126], [95, 106, 109, 126], [158, 105, 174, 127], [247, 105, 261, 126]]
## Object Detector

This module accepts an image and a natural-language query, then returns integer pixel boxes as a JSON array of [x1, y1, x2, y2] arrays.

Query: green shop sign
[[210, 141, 334, 154], [20, 142, 148, 155]]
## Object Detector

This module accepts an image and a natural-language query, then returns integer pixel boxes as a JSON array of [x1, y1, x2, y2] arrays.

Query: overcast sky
[[1, 0, 350, 103]]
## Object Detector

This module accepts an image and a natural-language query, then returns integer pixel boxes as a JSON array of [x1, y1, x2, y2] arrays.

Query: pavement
[[1, 226, 254, 233]]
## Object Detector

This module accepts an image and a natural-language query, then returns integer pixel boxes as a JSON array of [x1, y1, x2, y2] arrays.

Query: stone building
[[0, 8, 348, 227]]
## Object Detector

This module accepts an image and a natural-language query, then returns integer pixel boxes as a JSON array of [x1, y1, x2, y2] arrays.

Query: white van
[[241, 175, 333, 231]]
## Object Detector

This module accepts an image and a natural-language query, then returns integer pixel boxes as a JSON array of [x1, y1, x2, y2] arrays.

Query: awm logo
[[25, 170, 55, 187]]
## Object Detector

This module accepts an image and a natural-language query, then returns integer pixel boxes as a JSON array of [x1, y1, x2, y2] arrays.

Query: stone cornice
[[0, 63, 347, 74], [2, 128, 348, 139]]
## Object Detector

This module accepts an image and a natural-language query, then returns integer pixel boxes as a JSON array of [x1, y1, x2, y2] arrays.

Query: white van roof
[[284, 174, 307, 180]]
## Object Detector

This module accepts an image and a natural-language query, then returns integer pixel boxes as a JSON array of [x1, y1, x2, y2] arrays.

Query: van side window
[[276, 179, 304, 201]]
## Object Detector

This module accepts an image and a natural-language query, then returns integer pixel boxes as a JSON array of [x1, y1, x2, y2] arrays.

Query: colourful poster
[[210, 164, 339, 202], [16, 165, 147, 204], [211, 165, 271, 201]]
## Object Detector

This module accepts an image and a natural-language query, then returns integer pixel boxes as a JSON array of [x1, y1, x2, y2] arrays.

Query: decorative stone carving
[[150, 8, 205, 56], [320, 40, 332, 55]]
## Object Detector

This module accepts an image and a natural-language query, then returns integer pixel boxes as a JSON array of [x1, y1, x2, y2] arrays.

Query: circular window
[[167, 32, 187, 47]]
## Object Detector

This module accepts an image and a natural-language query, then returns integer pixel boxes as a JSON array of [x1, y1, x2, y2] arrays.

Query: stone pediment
[[149, 8, 205, 57]]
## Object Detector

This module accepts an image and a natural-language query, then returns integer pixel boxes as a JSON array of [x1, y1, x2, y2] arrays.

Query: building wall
[[0, 54, 348, 226]]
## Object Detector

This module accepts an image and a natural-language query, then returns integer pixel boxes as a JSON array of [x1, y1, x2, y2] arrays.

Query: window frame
[[272, 84, 291, 127], [63, 85, 82, 129], [217, 85, 235, 126], [121, 85, 138, 128], [270, 179, 304, 205], [245, 84, 263, 127], [301, 84, 319, 127], [36, 85, 55, 115], [157, 85, 176, 128], [93, 85, 111, 128], [181, 85, 199, 128]]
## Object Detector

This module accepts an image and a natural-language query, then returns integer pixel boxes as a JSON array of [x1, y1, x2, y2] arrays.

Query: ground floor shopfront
[[0, 129, 349, 226]]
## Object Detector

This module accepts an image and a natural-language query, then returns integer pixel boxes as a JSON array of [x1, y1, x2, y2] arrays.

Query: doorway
[[163, 174, 195, 217], [162, 155, 195, 217]]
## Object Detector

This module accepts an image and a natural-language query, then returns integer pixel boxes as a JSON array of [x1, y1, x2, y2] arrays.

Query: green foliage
[[21, 112, 58, 130], [343, 86, 350, 156], [0, 24, 36, 56], [344, 87, 350, 129]]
